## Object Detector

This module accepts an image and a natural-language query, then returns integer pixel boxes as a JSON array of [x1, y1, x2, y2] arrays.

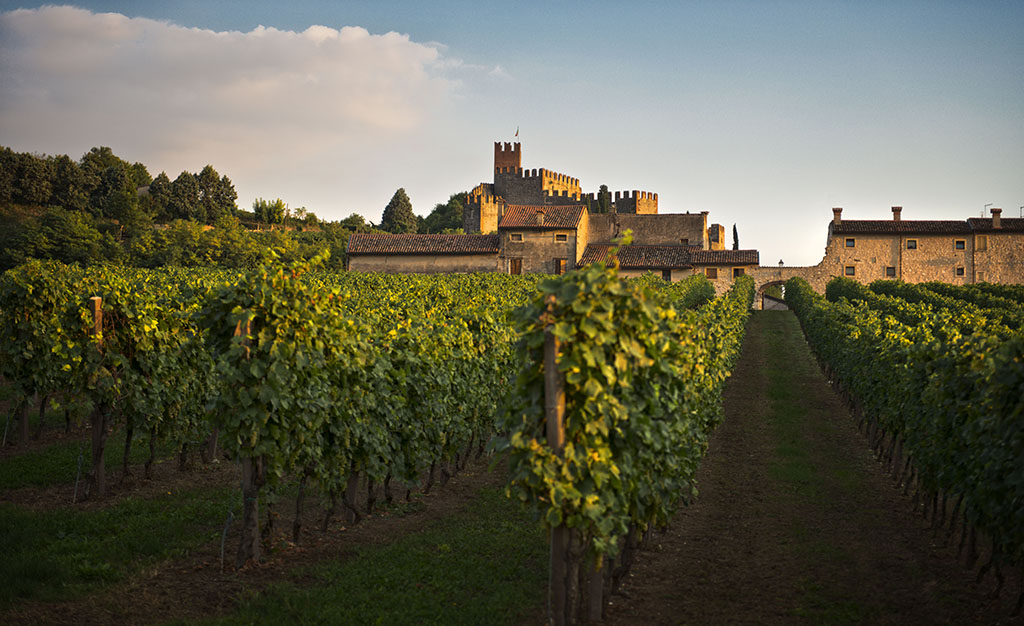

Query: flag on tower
[[515, 126, 519, 138]]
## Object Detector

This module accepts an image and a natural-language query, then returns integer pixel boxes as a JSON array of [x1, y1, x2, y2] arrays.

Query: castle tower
[[708, 224, 725, 250], [494, 142, 521, 171], [464, 183, 504, 234]]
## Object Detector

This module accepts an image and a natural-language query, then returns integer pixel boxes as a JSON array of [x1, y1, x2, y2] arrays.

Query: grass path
[[605, 310, 1016, 625]]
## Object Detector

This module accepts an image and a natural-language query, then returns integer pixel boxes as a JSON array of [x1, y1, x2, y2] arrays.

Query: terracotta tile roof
[[689, 249, 760, 265], [832, 220, 972, 234], [347, 233, 500, 255], [498, 205, 584, 230], [580, 244, 697, 269], [966, 217, 1024, 232]]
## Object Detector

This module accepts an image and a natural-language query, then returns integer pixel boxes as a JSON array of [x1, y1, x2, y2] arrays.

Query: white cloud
[[0, 5, 466, 217]]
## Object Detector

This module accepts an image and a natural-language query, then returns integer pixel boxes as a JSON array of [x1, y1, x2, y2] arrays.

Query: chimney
[[991, 208, 1002, 229], [535, 209, 545, 226], [832, 207, 842, 225], [891, 206, 902, 221]]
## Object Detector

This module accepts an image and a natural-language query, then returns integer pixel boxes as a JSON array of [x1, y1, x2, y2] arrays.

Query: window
[[906, 239, 917, 250], [956, 266, 965, 277], [885, 266, 896, 278], [844, 265, 856, 276], [680, 238, 689, 245], [845, 238, 856, 248], [977, 235, 988, 252], [509, 258, 522, 275], [662, 269, 672, 281], [555, 233, 568, 243], [510, 233, 523, 242], [554, 258, 567, 275], [955, 240, 966, 250], [732, 267, 745, 278], [706, 267, 718, 279], [977, 270, 987, 282]]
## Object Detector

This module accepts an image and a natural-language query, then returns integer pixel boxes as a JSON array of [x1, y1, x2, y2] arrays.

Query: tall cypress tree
[[380, 188, 417, 233], [732, 224, 739, 250]]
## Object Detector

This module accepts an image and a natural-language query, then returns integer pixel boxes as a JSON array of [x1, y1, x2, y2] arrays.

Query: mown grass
[[190, 486, 548, 626], [0, 429, 178, 490], [0, 484, 237, 609], [757, 311, 878, 625]]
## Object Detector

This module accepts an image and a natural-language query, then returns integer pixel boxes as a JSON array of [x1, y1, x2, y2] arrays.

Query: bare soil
[[604, 310, 1021, 625]]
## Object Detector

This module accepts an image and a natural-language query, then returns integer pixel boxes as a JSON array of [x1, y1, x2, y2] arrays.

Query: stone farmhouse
[[750, 206, 1024, 303], [347, 142, 760, 292], [347, 142, 1023, 307]]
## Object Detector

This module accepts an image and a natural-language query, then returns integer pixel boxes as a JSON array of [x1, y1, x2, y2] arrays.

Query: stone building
[[349, 142, 759, 287], [749, 206, 1024, 302], [347, 233, 499, 273], [347, 142, 1022, 302]]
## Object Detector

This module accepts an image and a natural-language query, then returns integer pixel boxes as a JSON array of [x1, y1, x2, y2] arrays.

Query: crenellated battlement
[[612, 189, 658, 214], [493, 166, 580, 188], [464, 184, 505, 234], [494, 142, 521, 171], [613, 190, 658, 202]]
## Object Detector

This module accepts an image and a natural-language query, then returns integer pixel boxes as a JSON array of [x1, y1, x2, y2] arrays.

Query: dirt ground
[[2, 455, 507, 626], [603, 311, 1021, 625]]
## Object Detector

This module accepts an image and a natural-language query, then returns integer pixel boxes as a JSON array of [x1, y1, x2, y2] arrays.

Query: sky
[[1, 1, 1022, 266]]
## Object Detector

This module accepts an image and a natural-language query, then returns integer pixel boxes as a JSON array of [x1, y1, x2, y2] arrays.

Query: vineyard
[[786, 276, 1024, 616], [1, 255, 1021, 623], [0, 249, 755, 622]]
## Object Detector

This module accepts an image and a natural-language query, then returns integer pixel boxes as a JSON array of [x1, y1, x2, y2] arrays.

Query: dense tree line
[[1, 145, 479, 272], [0, 145, 379, 272], [0, 211, 364, 272], [1, 146, 238, 225]]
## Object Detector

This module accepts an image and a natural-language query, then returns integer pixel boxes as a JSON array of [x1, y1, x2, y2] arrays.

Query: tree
[[80, 147, 126, 207], [422, 192, 467, 233], [252, 197, 286, 225], [197, 165, 225, 223], [39, 207, 103, 265], [597, 184, 612, 214], [169, 171, 200, 221], [380, 188, 417, 234], [14, 152, 55, 206], [148, 172, 172, 219], [96, 163, 139, 220], [129, 162, 152, 188], [340, 213, 370, 232], [0, 147, 16, 204], [49, 154, 89, 211], [732, 224, 739, 250], [216, 175, 238, 218]]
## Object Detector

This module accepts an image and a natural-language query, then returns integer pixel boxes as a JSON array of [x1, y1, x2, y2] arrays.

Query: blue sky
[[1, 1, 1021, 265]]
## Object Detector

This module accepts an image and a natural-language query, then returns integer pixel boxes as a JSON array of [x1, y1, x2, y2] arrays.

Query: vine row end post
[[544, 293, 574, 625]]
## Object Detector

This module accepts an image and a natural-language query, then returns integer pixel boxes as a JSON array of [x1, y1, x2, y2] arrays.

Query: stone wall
[[696, 265, 764, 296], [618, 268, 688, 281], [613, 191, 658, 214], [348, 254, 499, 274], [494, 168, 581, 206], [575, 211, 590, 264], [828, 233, 973, 285], [501, 228, 578, 274], [588, 213, 708, 247], [974, 231, 1024, 283], [744, 225, 1024, 309]]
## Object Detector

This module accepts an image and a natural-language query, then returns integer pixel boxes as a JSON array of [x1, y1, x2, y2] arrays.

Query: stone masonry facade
[[347, 143, 1023, 303]]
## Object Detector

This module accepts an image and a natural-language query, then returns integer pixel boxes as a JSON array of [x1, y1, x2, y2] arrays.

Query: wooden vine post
[[544, 293, 574, 626], [234, 317, 264, 568], [87, 296, 109, 498]]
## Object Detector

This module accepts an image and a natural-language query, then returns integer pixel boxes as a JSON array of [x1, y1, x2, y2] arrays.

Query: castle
[[347, 142, 1023, 305], [348, 142, 760, 290]]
